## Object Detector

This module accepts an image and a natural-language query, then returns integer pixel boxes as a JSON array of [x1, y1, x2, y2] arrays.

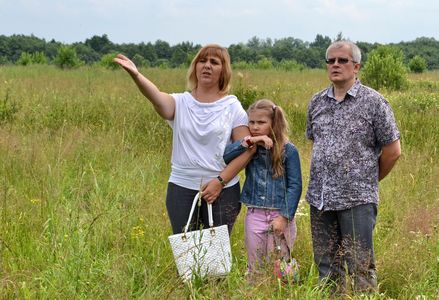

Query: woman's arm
[[114, 54, 175, 120], [202, 125, 254, 203]]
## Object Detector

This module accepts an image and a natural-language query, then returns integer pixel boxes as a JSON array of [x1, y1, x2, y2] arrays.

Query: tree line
[[1, 33, 439, 70]]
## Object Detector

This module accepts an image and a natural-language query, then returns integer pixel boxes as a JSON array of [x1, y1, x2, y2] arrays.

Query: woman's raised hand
[[113, 54, 139, 77]]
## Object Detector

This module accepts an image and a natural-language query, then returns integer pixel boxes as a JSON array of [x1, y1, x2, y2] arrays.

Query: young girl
[[223, 99, 302, 275]]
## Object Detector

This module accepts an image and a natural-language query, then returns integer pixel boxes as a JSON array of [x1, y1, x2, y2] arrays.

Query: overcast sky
[[1, 0, 438, 46]]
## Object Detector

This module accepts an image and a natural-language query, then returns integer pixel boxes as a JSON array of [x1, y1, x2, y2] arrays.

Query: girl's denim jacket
[[224, 141, 302, 219]]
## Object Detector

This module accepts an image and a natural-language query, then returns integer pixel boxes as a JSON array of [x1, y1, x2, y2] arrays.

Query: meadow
[[0, 65, 438, 299]]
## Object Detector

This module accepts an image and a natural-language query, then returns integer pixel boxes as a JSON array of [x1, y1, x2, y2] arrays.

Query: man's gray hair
[[326, 40, 362, 63]]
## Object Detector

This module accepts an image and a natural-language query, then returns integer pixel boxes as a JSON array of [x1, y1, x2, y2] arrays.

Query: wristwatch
[[217, 175, 227, 187]]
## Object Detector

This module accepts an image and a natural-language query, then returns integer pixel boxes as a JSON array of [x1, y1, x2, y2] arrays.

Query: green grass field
[[0, 65, 438, 299]]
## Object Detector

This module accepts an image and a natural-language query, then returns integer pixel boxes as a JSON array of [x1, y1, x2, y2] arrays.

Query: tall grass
[[0, 65, 438, 299]]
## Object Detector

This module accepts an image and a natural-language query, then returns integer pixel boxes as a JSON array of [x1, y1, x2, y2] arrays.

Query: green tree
[[73, 43, 100, 64], [310, 34, 331, 49], [228, 43, 256, 63], [170, 47, 189, 67], [408, 55, 427, 73], [85, 34, 114, 54], [361, 45, 408, 91], [7, 34, 46, 62], [54, 46, 83, 69], [154, 40, 172, 60], [272, 37, 303, 61], [0, 56, 10, 65], [399, 37, 439, 70], [137, 42, 158, 64]]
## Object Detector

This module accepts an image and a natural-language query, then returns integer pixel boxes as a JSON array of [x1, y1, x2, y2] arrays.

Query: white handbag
[[168, 192, 232, 281]]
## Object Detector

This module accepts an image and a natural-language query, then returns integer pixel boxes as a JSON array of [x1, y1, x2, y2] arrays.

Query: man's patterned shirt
[[305, 80, 400, 211]]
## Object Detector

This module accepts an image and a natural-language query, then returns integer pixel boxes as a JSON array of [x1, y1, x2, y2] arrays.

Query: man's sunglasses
[[325, 57, 357, 65]]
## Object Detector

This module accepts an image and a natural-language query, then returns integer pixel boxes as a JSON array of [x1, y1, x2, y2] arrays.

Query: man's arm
[[379, 139, 401, 181]]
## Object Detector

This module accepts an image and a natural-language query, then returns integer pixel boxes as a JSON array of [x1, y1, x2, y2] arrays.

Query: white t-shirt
[[167, 92, 248, 190]]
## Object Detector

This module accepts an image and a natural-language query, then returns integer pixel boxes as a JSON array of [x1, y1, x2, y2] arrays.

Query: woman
[[114, 44, 250, 234]]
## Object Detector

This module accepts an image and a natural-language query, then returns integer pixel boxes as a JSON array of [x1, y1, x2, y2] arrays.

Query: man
[[305, 40, 401, 292]]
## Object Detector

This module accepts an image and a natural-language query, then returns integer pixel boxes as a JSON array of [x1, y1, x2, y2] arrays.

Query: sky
[[1, 0, 439, 46]]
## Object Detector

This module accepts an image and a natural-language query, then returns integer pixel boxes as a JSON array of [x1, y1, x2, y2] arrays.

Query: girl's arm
[[272, 144, 302, 235], [114, 54, 175, 120], [202, 126, 255, 203], [224, 134, 273, 164], [283, 143, 302, 219]]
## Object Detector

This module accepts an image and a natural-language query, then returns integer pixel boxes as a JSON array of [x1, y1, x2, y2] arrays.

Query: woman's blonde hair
[[187, 44, 232, 95], [248, 99, 289, 178]]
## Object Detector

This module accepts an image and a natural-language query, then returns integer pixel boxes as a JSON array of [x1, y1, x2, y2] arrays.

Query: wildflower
[[131, 226, 145, 239], [30, 198, 42, 205]]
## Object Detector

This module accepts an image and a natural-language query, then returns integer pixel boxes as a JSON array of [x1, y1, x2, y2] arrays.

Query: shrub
[[233, 73, 264, 110], [31, 51, 48, 64], [16, 51, 48, 65], [277, 59, 306, 71], [17, 52, 33, 65], [54, 46, 84, 69], [155, 59, 170, 69], [132, 54, 150, 68], [361, 45, 408, 91], [409, 55, 427, 73], [233, 61, 254, 70], [99, 53, 119, 70], [256, 57, 273, 70]]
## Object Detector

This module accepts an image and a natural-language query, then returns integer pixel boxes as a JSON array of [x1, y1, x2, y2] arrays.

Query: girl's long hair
[[248, 99, 289, 178]]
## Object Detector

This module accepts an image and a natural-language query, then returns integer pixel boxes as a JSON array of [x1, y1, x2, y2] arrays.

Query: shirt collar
[[325, 79, 361, 101]]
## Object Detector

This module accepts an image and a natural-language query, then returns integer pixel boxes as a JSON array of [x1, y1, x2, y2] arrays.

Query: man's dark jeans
[[310, 203, 378, 292]]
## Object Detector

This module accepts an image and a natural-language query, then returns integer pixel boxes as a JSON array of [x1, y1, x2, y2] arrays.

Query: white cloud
[[0, 0, 438, 45], [315, 0, 367, 21]]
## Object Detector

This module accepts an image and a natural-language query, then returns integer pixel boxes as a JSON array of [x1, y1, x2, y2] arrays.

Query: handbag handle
[[183, 192, 214, 234]]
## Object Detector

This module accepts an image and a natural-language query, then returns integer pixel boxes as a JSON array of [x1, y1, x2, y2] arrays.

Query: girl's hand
[[271, 215, 288, 236], [201, 179, 223, 204], [252, 135, 273, 149], [113, 54, 139, 77]]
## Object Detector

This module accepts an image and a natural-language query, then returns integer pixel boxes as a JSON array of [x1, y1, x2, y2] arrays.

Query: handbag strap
[[183, 192, 214, 234]]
